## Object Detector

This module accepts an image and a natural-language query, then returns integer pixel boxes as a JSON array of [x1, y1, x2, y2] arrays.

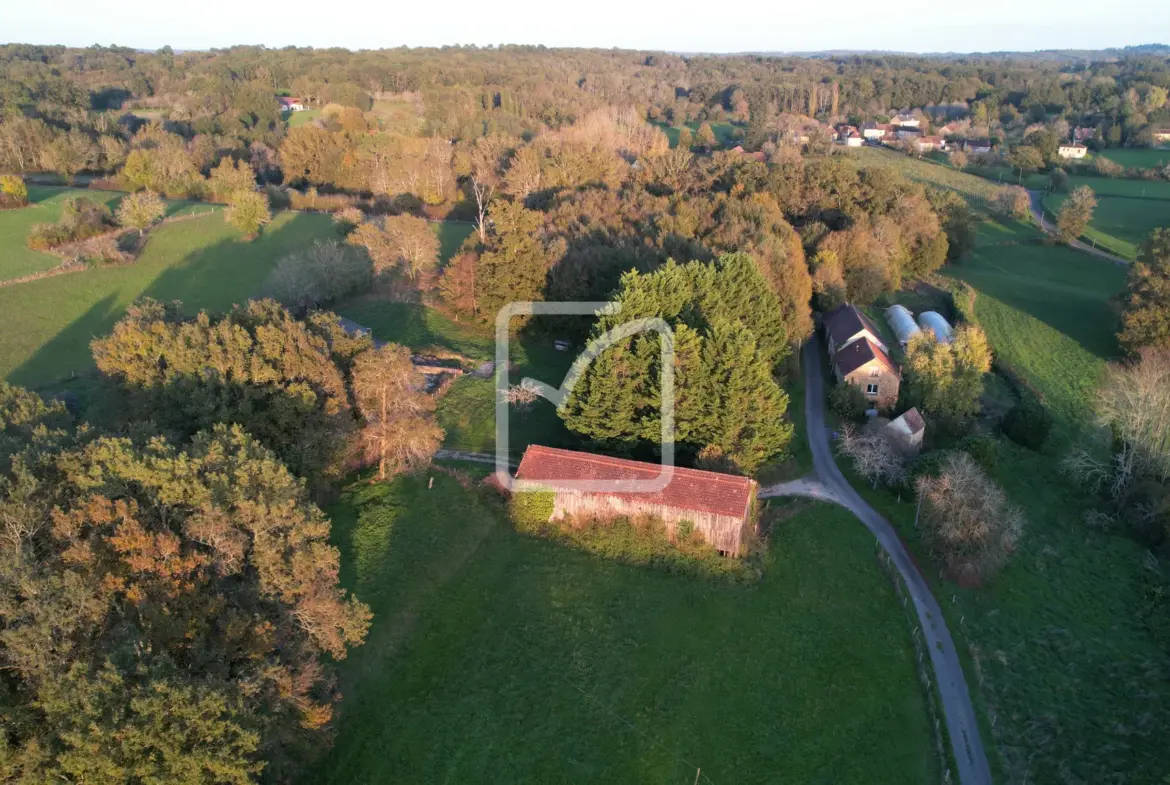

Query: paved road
[[760, 337, 994, 785], [1027, 190, 1130, 266]]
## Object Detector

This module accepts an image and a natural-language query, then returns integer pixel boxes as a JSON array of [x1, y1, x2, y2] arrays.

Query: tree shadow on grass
[[9, 212, 328, 390]]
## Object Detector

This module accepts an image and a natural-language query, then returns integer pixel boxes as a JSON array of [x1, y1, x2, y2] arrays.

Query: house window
[[866, 383, 879, 396]]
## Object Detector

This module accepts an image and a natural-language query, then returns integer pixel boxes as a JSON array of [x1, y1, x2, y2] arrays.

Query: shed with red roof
[[514, 445, 756, 556]]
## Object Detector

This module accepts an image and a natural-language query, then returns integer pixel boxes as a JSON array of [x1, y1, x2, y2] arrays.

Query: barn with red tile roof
[[514, 445, 756, 555]]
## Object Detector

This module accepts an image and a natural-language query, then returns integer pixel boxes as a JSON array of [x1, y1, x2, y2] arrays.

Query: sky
[[5, 0, 1170, 54]]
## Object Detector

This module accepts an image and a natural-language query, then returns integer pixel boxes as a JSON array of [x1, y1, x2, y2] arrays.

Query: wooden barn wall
[[550, 490, 747, 556]]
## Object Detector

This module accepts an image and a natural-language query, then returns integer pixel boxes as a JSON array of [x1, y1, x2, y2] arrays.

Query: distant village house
[[278, 97, 306, 112], [1057, 143, 1088, 159], [1153, 129, 1170, 144], [514, 445, 757, 556]]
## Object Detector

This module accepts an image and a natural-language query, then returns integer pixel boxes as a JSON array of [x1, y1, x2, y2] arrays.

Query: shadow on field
[[9, 213, 323, 389]]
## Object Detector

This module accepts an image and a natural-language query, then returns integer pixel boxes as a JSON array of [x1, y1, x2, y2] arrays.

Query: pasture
[[0, 210, 332, 387], [1096, 147, 1170, 170], [0, 187, 125, 282], [944, 241, 1126, 425], [308, 476, 937, 785], [286, 109, 323, 128], [969, 165, 1170, 200], [1041, 193, 1167, 260], [845, 146, 1001, 206], [0, 187, 475, 389], [656, 120, 739, 148], [847, 233, 1170, 785]]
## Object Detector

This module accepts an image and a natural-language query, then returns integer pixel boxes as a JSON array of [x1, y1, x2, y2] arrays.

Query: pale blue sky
[[5, 0, 1169, 53]]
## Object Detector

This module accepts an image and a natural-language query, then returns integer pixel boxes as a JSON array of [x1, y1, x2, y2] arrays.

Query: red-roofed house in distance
[[278, 96, 306, 112], [514, 445, 757, 556]]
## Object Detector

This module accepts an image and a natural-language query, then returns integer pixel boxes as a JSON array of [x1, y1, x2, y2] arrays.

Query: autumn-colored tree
[[993, 185, 1031, 221], [207, 157, 256, 201], [351, 345, 444, 479], [456, 135, 513, 242], [92, 298, 367, 490], [903, 325, 991, 420], [1119, 229, 1170, 353], [1055, 185, 1097, 243], [224, 189, 271, 238], [503, 143, 542, 202], [116, 189, 166, 236], [384, 214, 439, 280], [0, 173, 29, 208], [0, 412, 371, 782], [677, 126, 693, 150], [437, 251, 478, 319], [696, 122, 718, 149], [917, 451, 1024, 583]]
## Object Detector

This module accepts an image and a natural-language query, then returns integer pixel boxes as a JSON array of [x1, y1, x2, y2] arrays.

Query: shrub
[[0, 174, 28, 208], [1001, 399, 1052, 450], [265, 241, 373, 311], [958, 433, 998, 470], [829, 382, 869, 422], [26, 197, 115, 249], [916, 451, 1025, 584], [332, 206, 365, 235], [508, 493, 757, 582], [949, 281, 977, 324], [116, 190, 166, 236], [509, 490, 556, 533]]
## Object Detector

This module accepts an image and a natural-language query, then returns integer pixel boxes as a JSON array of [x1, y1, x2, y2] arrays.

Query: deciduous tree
[[1119, 228, 1170, 353], [116, 189, 165, 236], [224, 189, 271, 238], [351, 345, 443, 479], [1056, 185, 1096, 243]]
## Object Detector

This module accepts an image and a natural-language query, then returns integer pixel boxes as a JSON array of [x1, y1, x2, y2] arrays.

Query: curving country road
[[760, 336, 994, 785], [1026, 190, 1129, 266]]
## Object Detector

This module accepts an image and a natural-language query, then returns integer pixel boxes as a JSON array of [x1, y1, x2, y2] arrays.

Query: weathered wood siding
[[549, 490, 749, 556]]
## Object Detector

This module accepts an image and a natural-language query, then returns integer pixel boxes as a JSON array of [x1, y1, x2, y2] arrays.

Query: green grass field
[[1041, 192, 1167, 260], [845, 146, 1002, 207], [0, 210, 331, 387], [1096, 147, 1170, 170], [656, 120, 740, 148], [858, 231, 1170, 784], [308, 476, 936, 784], [944, 241, 1126, 426], [970, 166, 1170, 201], [0, 187, 125, 282], [286, 109, 322, 128]]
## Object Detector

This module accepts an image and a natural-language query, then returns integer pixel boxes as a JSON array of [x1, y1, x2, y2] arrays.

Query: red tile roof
[[515, 445, 755, 519]]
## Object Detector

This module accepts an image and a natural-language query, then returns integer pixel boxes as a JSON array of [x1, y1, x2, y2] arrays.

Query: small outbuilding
[[885, 304, 922, 349], [917, 311, 954, 344], [514, 445, 757, 556], [886, 407, 926, 454]]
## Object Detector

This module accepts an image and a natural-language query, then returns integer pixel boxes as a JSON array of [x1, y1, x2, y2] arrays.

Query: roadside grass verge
[[310, 476, 937, 784]]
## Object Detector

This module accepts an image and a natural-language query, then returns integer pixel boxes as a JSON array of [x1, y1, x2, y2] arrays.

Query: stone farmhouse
[[824, 304, 900, 409]]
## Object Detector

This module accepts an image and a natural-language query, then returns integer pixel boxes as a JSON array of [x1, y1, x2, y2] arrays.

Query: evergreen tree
[[474, 200, 552, 322], [561, 254, 793, 473]]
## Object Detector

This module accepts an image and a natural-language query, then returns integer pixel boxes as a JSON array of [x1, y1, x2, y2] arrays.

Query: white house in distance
[[914, 136, 946, 153], [1058, 143, 1088, 159], [838, 126, 864, 147], [278, 97, 306, 112], [862, 122, 892, 140], [892, 112, 920, 128], [1153, 129, 1170, 145]]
